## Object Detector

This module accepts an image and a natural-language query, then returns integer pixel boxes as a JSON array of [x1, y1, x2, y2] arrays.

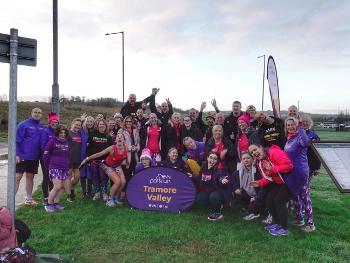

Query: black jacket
[[120, 95, 152, 118], [223, 111, 243, 143]]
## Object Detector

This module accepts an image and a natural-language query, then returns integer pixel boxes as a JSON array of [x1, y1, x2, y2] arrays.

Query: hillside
[[0, 101, 119, 131]]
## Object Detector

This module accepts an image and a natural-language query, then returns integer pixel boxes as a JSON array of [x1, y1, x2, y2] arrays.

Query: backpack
[[15, 219, 31, 244], [1, 247, 36, 263]]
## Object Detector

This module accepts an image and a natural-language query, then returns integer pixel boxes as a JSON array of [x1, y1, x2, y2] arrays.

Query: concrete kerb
[[0, 151, 43, 208]]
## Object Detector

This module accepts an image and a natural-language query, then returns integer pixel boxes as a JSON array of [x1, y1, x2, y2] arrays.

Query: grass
[[14, 130, 350, 263]]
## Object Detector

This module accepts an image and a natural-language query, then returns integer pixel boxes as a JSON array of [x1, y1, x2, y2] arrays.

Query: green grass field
[[14, 130, 350, 263]]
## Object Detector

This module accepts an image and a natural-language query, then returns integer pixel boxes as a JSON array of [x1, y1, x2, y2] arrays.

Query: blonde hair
[[82, 116, 94, 132], [284, 116, 299, 135], [301, 114, 314, 129]]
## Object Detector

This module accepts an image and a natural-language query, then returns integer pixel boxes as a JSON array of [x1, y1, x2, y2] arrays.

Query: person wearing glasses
[[15, 108, 44, 205]]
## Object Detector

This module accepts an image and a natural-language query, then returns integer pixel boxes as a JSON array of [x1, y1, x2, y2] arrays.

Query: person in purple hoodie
[[284, 117, 311, 230], [40, 112, 59, 206], [43, 125, 70, 213], [15, 108, 44, 205]]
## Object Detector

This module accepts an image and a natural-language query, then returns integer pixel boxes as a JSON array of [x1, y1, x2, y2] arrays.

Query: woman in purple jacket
[[284, 117, 311, 231], [43, 125, 70, 213]]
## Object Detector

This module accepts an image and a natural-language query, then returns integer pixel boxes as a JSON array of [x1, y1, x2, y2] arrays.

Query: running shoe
[[292, 219, 305, 226], [302, 224, 316, 233], [53, 203, 65, 210], [92, 192, 101, 201], [243, 213, 260, 221], [113, 197, 123, 206], [265, 224, 281, 231], [106, 199, 116, 207], [45, 204, 55, 213], [269, 227, 289, 236], [261, 214, 273, 224], [208, 213, 224, 221], [24, 198, 38, 206], [102, 193, 108, 202]]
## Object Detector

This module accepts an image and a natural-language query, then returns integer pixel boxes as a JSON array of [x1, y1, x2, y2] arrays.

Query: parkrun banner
[[267, 56, 281, 118], [126, 167, 197, 213]]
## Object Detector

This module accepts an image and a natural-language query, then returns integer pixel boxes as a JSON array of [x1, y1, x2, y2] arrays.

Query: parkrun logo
[[149, 173, 171, 184]]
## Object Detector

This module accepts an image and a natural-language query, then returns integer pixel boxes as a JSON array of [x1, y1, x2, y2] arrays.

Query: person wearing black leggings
[[40, 112, 59, 205]]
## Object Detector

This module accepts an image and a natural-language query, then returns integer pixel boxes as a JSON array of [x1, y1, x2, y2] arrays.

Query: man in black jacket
[[223, 101, 243, 143], [149, 88, 173, 125], [120, 92, 152, 118]]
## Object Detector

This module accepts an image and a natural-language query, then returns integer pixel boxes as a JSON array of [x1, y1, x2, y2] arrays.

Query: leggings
[[294, 174, 314, 225], [40, 160, 53, 199], [90, 160, 107, 194], [265, 184, 293, 229]]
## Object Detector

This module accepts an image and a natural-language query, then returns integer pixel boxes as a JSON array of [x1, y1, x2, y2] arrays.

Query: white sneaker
[[92, 192, 101, 201], [106, 199, 116, 207], [102, 193, 108, 202], [262, 214, 273, 224], [244, 213, 260, 221]]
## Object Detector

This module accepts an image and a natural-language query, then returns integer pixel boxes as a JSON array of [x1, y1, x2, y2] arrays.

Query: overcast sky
[[0, 0, 349, 113]]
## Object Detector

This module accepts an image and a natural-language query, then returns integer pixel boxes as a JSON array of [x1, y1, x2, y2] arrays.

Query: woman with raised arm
[[80, 133, 130, 207]]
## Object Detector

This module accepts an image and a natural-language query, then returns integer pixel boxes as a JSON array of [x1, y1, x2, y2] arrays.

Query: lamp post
[[105, 31, 125, 103], [258, 54, 266, 111], [52, 0, 60, 114]]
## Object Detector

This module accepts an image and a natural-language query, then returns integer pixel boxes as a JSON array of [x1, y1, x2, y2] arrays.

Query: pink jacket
[[0, 207, 17, 251]]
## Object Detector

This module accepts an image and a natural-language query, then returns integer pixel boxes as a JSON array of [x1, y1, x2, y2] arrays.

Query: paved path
[[0, 144, 42, 208]]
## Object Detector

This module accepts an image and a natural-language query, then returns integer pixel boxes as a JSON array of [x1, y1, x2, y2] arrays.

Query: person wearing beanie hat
[[48, 112, 60, 125], [235, 113, 256, 161], [238, 113, 250, 126], [40, 112, 60, 205], [135, 148, 158, 173]]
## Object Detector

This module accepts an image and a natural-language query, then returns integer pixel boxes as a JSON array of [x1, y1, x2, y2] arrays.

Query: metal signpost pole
[[52, 0, 60, 115], [7, 28, 18, 219], [121, 31, 124, 103], [258, 54, 266, 111]]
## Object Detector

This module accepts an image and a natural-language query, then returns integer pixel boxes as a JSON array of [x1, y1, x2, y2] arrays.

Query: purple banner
[[126, 167, 197, 213]]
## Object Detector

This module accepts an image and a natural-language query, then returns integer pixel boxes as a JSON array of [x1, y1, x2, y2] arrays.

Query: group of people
[[14, 88, 321, 236]]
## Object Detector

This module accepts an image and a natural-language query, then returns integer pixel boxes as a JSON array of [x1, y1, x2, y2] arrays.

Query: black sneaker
[[208, 212, 224, 221]]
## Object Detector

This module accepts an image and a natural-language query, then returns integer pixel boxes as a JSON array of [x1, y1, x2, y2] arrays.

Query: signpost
[[0, 28, 37, 219], [311, 141, 350, 193]]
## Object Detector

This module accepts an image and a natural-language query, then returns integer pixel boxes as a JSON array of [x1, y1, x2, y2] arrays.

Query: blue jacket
[[79, 128, 90, 161], [16, 118, 44, 160], [283, 128, 310, 196]]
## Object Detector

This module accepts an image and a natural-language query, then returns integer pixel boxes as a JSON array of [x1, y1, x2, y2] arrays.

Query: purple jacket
[[283, 128, 310, 196], [185, 141, 206, 164], [79, 128, 90, 161], [40, 126, 55, 155], [43, 137, 70, 170], [16, 118, 44, 160]]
